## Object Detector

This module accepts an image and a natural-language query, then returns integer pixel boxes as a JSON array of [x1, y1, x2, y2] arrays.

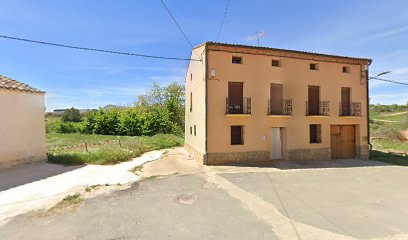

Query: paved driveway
[[1, 148, 407, 240]]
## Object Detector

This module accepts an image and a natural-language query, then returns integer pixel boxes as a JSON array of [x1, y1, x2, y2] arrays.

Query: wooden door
[[228, 82, 243, 114], [270, 84, 283, 114], [330, 125, 356, 159], [341, 87, 351, 116], [308, 86, 320, 115], [270, 128, 282, 160]]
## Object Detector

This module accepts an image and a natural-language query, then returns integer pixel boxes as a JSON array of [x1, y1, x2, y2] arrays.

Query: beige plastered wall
[[184, 45, 207, 162], [206, 48, 369, 160], [0, 89, 47, 168]]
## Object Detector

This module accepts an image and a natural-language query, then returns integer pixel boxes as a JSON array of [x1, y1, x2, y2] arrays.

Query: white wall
[[0, 89, 47, 168]]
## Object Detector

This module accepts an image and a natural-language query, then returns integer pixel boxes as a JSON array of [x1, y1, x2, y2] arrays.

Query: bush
[[82, 106, 181, 136], [62, 107, 82, 122]]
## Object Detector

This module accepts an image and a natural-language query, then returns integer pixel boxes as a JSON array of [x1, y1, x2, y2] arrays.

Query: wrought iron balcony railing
[[268, 99, 293, 115], [339, 102, 362, 116], [226, 97, 252, 114], [306, 101, 330, 116]]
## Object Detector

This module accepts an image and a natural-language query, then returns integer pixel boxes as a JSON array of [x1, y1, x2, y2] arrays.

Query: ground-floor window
[[310, 124, 322, 143], [231, 126, 244, 145]]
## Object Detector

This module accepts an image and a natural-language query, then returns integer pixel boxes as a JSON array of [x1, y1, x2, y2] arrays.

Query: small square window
[[272, 60, 281, 67], [190, 126, 192, 135], [231, 126, 244, 145], [194, 125, 196, 136], [342, 66, 351, 73], [232, 56, 242, 64], [310, 124, 322, 143], [310, 63, 319, 70]]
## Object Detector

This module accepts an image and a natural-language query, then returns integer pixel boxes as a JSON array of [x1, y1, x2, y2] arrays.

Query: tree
[[61, 107, 82, 122]]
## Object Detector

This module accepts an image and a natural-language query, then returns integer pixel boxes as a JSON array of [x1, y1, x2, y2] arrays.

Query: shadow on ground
[[0, 162, 84, 191], [219, 158, 395, 170]]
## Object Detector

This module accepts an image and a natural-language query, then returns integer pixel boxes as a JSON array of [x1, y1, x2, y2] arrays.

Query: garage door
[[330, 125, 356, 159]]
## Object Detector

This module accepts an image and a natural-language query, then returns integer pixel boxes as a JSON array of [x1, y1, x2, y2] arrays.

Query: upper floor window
[[194, 125, 197, 136], [190, 73, 193, 81], [310, 63, 319, 70], [272, 59, 281, 67], [232, 56, 243, 64], [342, 66, 351, 73], [190, 126, 193, 135]]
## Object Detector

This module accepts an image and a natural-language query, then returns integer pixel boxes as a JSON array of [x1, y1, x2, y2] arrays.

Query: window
[[190, 126, 192, 135], [190, 92, 192, 112], [310, 124, 322, 143], [310, 63, 319, 70], [232, 56, 242, 64], [272, 59, 281, 67], [342, 66, 351, 73], [194, 125, 196, 136], [231, 126, 244, 145], [190, 73, 193, 81]]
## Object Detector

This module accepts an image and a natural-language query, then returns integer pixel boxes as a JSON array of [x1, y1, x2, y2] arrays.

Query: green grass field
[[369, 105, 407, 166], [47, 133, 183, 165]]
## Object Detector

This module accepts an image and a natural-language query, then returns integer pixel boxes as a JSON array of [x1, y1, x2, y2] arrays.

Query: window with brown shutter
[[231, 126, 244, 145], [310, 124, 322, 143]]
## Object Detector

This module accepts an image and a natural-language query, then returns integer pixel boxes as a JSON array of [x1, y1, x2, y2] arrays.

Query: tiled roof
[[197, 41, 372, 63], [0, 74, 45, 94]]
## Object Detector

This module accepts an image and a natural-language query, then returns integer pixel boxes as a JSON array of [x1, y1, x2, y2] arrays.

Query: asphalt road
[[1, 151, 407, 240]]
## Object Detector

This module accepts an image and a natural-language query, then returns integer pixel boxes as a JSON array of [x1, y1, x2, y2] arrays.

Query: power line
[[370, 77, 408, 86], [0, 35, 201, 62], [216, 0, 231, 42], [159, 0, 201, 60]]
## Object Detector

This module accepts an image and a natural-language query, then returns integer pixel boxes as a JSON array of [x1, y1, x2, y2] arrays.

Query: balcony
[[306, 101, 330, 116], [339, 102, 362, 116], [268, 99, 293, 116], [226, 97, 252, 114]]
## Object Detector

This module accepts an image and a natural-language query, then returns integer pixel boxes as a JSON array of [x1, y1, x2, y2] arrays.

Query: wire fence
[[48, 139, 123, 152]]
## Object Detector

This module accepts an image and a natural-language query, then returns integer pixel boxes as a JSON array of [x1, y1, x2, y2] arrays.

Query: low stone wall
[[184, 144, 205, 164], [207, 151, 270, 165], [288, 148, 331, 161]]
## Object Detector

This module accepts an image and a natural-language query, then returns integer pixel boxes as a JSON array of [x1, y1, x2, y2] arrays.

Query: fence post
[[85, 142, 88, 152], [118, 139, 122, 148]]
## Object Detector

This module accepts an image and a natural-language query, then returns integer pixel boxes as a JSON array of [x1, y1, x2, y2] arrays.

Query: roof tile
[[0, 74, 45, 94]]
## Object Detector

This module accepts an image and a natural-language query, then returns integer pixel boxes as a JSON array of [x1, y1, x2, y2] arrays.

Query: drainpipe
[[204, 43, 209, 164], [366, 61, 372, 158]]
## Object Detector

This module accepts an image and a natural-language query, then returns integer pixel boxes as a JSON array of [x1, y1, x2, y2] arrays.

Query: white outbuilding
[[0, 74, 46, 168]]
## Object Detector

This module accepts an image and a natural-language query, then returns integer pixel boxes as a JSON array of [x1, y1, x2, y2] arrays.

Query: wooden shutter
[[308, 85, 320, 115]]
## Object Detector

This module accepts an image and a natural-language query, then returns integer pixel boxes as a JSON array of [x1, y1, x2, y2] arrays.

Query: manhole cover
[[177, 194, 197, 205]]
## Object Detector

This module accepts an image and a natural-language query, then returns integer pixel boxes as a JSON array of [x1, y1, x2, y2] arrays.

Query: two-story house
[[185, 42, 371, 165]]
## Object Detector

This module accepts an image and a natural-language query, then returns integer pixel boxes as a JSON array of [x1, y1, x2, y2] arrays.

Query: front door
[[330, 125, 356, 159], [270, 127, 282, 160]]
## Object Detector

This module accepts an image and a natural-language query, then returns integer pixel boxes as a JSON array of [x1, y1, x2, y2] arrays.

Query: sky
[[0, 0, 407, 111]]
